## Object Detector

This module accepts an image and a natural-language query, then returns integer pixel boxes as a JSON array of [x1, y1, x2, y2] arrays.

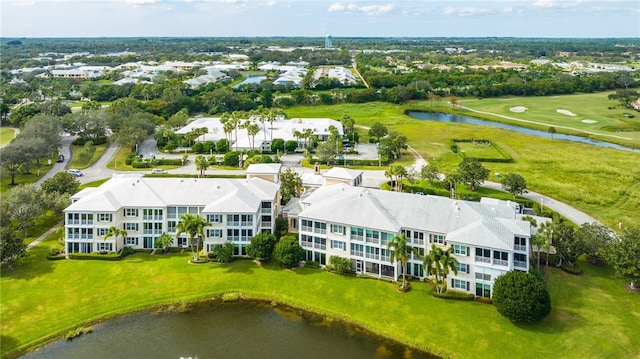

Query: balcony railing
[[351, 235, 364, 242], [261, 208, 271, 214], [493, 259, 509, 267], [351, 251, 363, 257], [313, 243, 326, 250], [514, 244, 527, 252], [365, 253, 380, 260], [475, 256, 491, 263], [414, 239, 425, 246], [365, 238, 380, 245], [143, 215, 163, 221], [301, 242, 312, 248], [381, 255, 390, 262], [143, 229, 163, 235], [313, 228, 327, 234], [514, 260, 527, 268], [228, 221, 240, 227], [301, 225, 313, 232]]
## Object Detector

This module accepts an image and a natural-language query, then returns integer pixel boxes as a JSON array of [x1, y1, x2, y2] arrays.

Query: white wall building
[[64, 174, 279, 256], [288, 184, 531, 298]]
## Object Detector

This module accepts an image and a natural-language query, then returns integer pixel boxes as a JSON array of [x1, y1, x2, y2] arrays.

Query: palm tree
[[195, 155, 208, 178], [387, 233, 416, 289], [548, 126, 556, 140], [230, 111, 242, 151], [423, 245, 459, 294], [538, 221, 555, 266], [104, 226, 127, 253], [176, 213, 211, 262], [155, 232, 174, 254]]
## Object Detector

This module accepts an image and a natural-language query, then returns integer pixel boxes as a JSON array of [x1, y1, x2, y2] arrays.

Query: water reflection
[[23, 301, 437, 359], [408, 111, 639, 153]]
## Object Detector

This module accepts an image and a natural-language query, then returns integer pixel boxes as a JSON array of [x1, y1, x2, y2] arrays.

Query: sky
[[1, 0, 639, 38]]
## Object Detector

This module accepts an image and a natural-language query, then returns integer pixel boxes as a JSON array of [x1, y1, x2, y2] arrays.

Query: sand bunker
[[581, 119, 597, 124], [510, 106, 527, 113], [557, 109, 577, 116]]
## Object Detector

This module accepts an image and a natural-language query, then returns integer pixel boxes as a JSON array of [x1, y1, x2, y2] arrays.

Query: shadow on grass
[[0, 334, 20, 359], [1, 246, 55, 281]]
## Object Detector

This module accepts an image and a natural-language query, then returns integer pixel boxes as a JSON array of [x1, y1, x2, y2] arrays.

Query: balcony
[[475, 256, 491, 263], [514, 260, 528, 268], [514, 244, 527, 252], [365, 253, 380, 260], [313, 243, 326, 250], [143, 215, 163, 221], [261, 208, 271, 214], [143, 229, 163, 235], [365, 238, 380, 245], [493, 259, 509, 267], [301, 241, 312, 248], [351, 235, 364, 242]]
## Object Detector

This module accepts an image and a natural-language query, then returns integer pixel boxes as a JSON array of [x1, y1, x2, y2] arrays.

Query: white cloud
[[125, 0, 159, 5], [328, 2, 394, 15], [443, 6, 488, 16]]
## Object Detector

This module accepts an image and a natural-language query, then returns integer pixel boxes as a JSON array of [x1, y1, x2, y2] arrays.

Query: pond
[[233, 75, 267, 88], [23, 301, 436, 359], [408, 111, 639, 153]]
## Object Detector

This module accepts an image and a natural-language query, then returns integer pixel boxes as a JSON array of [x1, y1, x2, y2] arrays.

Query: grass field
[[0, 127, 17, 147], [68, 144, 108, 169], [1, 233, 638, 359], [285, 94, 640, 228]]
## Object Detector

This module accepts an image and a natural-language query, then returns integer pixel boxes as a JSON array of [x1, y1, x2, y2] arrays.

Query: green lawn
[[0, 127, 17, 147], [68, 144, 108, 169], [1, 233, 638, 359], [284, 96, 640, 229]]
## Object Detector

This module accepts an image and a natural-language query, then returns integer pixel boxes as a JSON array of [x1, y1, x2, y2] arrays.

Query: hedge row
[[432, 290, 475, 301], [68, 252, 122, 261]]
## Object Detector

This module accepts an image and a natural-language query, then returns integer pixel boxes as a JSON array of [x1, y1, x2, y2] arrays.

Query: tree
[[368, 122, 387, 142], [387, 233, 415, 289], [155, 232, 174, 254], [280, 167, 302, 204], [0, 138, 31, 185], [420, 164, 440, 185], [603, 227, 640, 289], [274, 235, 304, 268], [501, 173, 527, 198], [458, 158, 489, 191], [340, 114, 355, 133], [0, 226, 26, 266], [384, 164, 406, 192], [195, 155, 209, 178], [493, 271, 551, 323], [40, 172, 80, 195], [176, 213, 211, 261], [316, 139, 340, 165], [246, 232, 277, 261], [103, 226, 127, 252], [538, 221, 555, 266], [547, 126, 556, 140], [328, 256, 353, 274], [209, 242, 234, 263], [4, 184, 45, 235], [608, 89, 640, 109], [575, 222, 613, 264], [554, 222, 583, 267], [423, 245, 459, 294], [449, 95, 459, 109]]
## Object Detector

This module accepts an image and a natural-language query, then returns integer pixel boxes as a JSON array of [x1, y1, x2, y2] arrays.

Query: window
[[412, 231, 424, 245], [430, 233, 444, 244], [365, 229, 380, 244], [330, 240, 345, 250], [125, 237, 138, 245], [475, 248, 491, 263], [475, 272, 491, 281], [97, 242, 112, 251], [98, 213, 112, 222], [380, 232, 394, 245], [350, 227, 364, 241], [96, 228, 108, 236], [331, 224, 345, 235], [453, 244, 468, 256], [514, 236, 527, 251], [301, 234, 313, 248], [167, 221, 176, 233], [207, 214, 223, 223], [365, 246, 380, 260], [476, 283, 491, 298], [350, 243, 364, 257], [168, 207, 177, 219], [455, 262, 470, 273], [291, 219, 297, 229], [451, 279, 469, 290], [227, 229, 240, 241], [314, 222, 327, 234], [314, 237, 326, 250], [124, 223, 139, 231], [301, 219, 312, 232], [241, 214, 253, 226], [124, 208, 138, 217], [227, 214, 240, 226], [207, 229, 222, 238], [240, 229, 253, 242], [143, 209, 163, 220], [261, 202, 272, 214]]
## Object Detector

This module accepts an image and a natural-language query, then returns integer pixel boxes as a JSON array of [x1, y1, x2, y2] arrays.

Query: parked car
[[151, 168, 167, 174], [67, 169, 83, 177], [56, 154, 64, 163]]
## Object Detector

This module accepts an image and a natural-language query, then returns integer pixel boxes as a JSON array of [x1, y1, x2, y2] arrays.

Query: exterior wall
[[296, 217, 530, 298]]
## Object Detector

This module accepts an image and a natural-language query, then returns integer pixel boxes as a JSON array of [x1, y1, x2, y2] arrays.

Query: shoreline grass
[[1, 232, 638, 359]]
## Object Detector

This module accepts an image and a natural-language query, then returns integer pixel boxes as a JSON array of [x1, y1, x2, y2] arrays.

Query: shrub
[[561, 264, 583, 275], [155, 158, 183, 166], [274, 235, 304, 268], [221, 292, 242, 302], [285, 140, 298, 153], [68, 252, 122, 261], [192, 142, 205, 153], [474, 296, 493, 304], [327, 256, 354, 274], [432, 290, 475, 301], [246, 233, 277, 261], [304, 261, 320, 269], [131, 161, 152, 168], [209, 242, 234, 263], [121, 246, 136, 257], [223, 151, 240, 166], [493, 271, 551, 323]]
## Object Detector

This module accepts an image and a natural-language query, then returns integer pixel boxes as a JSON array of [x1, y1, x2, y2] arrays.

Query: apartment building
[[289, 183, 531, 298], [64, 174, 279, 256]]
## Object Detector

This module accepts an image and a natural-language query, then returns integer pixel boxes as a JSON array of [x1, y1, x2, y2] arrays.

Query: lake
[[22, 301, 436, 359], [408, 111, 639, 153]]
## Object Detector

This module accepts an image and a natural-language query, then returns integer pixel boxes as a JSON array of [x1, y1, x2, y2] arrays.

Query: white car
[[67, 169, 83, 177], [151, 168, 168, 174]]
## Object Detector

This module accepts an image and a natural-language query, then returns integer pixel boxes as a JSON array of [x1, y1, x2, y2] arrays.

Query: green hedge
[[131, 161, 152, 168], [68, 252, 122, 261], [474, 296, 493, 304], [46, 254, 67, 261], [432, 290, 475, 301], [561, 264, 583, 275], [156, 158, 183, 166]]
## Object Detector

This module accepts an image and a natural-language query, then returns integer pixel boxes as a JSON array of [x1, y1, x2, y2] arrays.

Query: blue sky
[[2, 0, 639, 38]]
